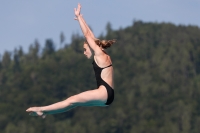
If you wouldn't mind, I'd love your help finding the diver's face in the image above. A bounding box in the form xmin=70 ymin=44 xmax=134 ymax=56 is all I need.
xmin=83 ymin=43 xmax=92 ymax=59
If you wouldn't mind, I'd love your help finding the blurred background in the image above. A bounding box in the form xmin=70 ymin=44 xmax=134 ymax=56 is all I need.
xmin=0 ymin=0 xmax=200 ymax=133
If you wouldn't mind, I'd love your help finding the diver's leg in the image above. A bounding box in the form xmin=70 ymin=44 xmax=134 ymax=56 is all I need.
xmin=26 ymin=86 xmax=107 ymax=116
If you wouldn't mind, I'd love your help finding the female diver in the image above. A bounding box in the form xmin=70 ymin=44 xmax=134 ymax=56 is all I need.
xmin=26 ymin=3 xmax=115 ymax=117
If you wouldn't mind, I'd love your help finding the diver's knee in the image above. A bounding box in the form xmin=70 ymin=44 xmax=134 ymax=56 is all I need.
xmin=67 ymin=96 xmax=79 ymax=106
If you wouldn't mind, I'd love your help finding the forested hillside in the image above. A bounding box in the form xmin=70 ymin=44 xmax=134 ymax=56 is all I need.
xmin=0 ymin=21 xmax=200 ymax=133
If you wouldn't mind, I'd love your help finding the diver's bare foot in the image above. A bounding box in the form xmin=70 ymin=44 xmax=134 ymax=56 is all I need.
xmin=26 ymin=107 xmax=44 ymax=117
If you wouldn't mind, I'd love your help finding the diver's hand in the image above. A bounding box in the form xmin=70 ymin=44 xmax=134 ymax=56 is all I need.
xmin=74 ymin=3 xmax=81 ymax=19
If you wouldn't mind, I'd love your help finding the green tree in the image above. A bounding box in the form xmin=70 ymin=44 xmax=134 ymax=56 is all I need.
xmin=43 ymin=39 xmax=55 ymax=57
xmin=1 ymin=51 xmax=11 ymax=68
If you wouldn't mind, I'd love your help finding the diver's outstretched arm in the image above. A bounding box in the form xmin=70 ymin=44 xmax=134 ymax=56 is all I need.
xmin=74 ymin=3 xmax=96 ymax=39
xmin=78 ymin=14 xmax=96 ymax=40
xmin=74 ymin=3 xmax=102 ymax=55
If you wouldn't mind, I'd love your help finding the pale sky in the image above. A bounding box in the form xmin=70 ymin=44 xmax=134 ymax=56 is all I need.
xmin=0 ymin=0 xmax=200 ymax=56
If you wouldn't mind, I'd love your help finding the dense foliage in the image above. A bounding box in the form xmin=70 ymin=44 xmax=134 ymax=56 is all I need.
xmin=0 ymin=21 xmax=200 ymax=133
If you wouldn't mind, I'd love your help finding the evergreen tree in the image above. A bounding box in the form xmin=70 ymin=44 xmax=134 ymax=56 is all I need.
xmin=60 ymin=32 xmax=65 ymax=48
xmin=1 ymin=51 xmax=11 ymax=68
xmin=43 ymin=39 xmax=55 ymax=57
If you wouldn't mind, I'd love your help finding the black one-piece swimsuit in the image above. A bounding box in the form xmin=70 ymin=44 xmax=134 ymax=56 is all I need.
xmin=92 ymin=60 xmax=114 ymax=105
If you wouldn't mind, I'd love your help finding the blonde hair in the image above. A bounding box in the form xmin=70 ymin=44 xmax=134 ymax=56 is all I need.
xmin=94 ymin=39 xmax=116 ymax=49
